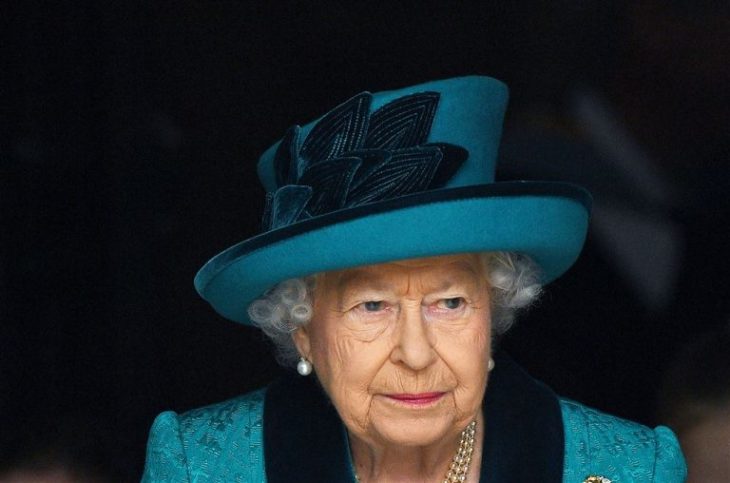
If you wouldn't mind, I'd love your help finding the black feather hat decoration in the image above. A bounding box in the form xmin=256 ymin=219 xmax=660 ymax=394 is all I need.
xmin=262 ymin=92 xmax=469 ymax=230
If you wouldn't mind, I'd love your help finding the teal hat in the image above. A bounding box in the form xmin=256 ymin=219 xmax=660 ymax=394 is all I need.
xmin=195 ymin=76 xmax=591 ymax=325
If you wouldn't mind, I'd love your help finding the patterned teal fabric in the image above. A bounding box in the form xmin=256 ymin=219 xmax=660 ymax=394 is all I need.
xmin=142 ymin=389 xmax=686 ymax=482
xmin=560 ymin=399 xmax=687 ymax=482
xmin=142 ymin=389 xmax=266 ymax=483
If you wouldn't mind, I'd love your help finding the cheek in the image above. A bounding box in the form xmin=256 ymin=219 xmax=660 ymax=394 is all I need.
xmin=312 ymin=326 xmax=379 ymax=382
xmin=434 ymin=317 xmax=491 ymax=397
xmin=435 ymin=311 xmax=490 ymax=354
xmin=441 ymin=328 xmax=490 ymax=371
xmin=310 ymin=324 xmax=393 ymax=425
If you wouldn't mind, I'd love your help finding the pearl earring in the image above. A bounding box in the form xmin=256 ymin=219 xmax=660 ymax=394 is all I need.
xmin=488 ymin=358 xmax=495 ymax=372
xmin=297 ymin=357 xmax=312 ymax=376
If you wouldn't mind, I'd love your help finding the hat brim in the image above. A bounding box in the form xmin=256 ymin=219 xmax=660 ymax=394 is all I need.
xmin=195 ymin=182 xmax=591 ymax=324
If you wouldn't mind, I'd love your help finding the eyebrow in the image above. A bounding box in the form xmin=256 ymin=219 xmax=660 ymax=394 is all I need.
xmin=328 ymin=271 xmax=387 ymax=310
xmin=336 ymin=270 xmax=394 ymax=293
xmin=428 ymin=274 xmax=483 ymax=296
xmin=449 ymin=259 xmax=484 ymax=280
xmin=335 ymin=261 xmax=483 ymax=298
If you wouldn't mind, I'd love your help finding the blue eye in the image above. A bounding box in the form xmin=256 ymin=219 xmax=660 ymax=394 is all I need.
xmin=363 ymin=301 xmax=384 ymax=312
xmin=441 ymin=298 xmax=463 ymax=309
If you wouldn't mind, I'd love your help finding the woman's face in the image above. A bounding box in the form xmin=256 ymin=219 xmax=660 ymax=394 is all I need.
xmin=293 ymin=253 xmax=492 ymax=448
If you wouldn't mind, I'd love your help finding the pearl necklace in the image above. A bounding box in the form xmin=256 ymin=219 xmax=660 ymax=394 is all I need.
xmin=354 ymin=420 xmax=477 ymax=483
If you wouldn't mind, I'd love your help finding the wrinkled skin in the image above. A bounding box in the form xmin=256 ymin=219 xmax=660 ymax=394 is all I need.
xmin=293 ymin=254 xmax=492 ymax=481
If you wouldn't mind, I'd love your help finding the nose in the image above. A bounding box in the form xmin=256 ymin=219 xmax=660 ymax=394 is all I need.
xmin=390 ymin=303 xmax=436 ymax=370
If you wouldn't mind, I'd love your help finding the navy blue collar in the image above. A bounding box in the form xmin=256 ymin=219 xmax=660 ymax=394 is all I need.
xmin=264 ymin=351 xmax=564 ymax=482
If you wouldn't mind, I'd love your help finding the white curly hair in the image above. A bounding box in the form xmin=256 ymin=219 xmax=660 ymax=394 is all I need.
xmin=247 ymin=252 xmax=542 ymax=366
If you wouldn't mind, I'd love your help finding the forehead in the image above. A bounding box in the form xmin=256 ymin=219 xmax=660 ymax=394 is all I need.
xmin=321 ymin=253 xmax=486 ymax=288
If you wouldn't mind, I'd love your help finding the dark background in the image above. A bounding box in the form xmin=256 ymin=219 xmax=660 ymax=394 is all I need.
xmin=2 ymin=1 xmax=728 ymax=480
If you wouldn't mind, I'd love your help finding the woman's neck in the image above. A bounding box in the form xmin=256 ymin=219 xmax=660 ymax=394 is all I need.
xmin=349 ymin=411 xmax=484 ymax=483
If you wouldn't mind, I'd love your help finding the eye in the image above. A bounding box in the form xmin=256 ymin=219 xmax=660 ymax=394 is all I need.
xmin=438 ymin=297 xmax=465 ymax=310
xmin=361 ymin=301 xmax=385 ymax=312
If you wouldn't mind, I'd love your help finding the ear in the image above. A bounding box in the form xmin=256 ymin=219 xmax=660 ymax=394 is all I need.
xmin=291 ymin=325 xmax=312 ymax=359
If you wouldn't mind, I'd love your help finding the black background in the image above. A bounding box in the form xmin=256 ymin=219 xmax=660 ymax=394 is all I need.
xmin=3 ymin=2 xmax=729 ymax=480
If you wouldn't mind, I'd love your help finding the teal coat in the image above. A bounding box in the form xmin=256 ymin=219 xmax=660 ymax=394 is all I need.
xmin=142 ymin=355 xmax=685 ymax=482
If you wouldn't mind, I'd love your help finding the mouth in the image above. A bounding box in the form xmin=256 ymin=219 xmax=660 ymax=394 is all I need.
xmin=384 ymin=392 xmax=446 ymax=406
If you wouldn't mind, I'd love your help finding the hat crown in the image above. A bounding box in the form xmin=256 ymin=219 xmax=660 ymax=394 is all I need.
xmin=257 ymin=76 xmax=509 ymax=231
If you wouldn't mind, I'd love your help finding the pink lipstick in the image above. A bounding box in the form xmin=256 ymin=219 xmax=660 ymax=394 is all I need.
xmin=385 ymin=392 xmax=445 ymax=406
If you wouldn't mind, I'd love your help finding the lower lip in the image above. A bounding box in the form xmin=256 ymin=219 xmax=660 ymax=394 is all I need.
xmin=385 ymin=392 xmax=445 ymax=406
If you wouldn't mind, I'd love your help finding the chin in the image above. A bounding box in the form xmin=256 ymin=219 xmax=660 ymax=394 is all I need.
xmin=369 ymin=412 xmax=457 ymax=447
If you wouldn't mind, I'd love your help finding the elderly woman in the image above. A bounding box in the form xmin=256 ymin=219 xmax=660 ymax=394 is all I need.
xmin=142 ymin=77 xmax=686 ymax=482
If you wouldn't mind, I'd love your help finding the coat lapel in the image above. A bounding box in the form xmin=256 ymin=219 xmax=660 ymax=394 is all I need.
xmin=264 ymin=373 xmax=356 ymax=482
xmin=479 ymin=351 xmax=564 ymax=481
xmin=264 ymin=351 xmax=564 ymax=482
